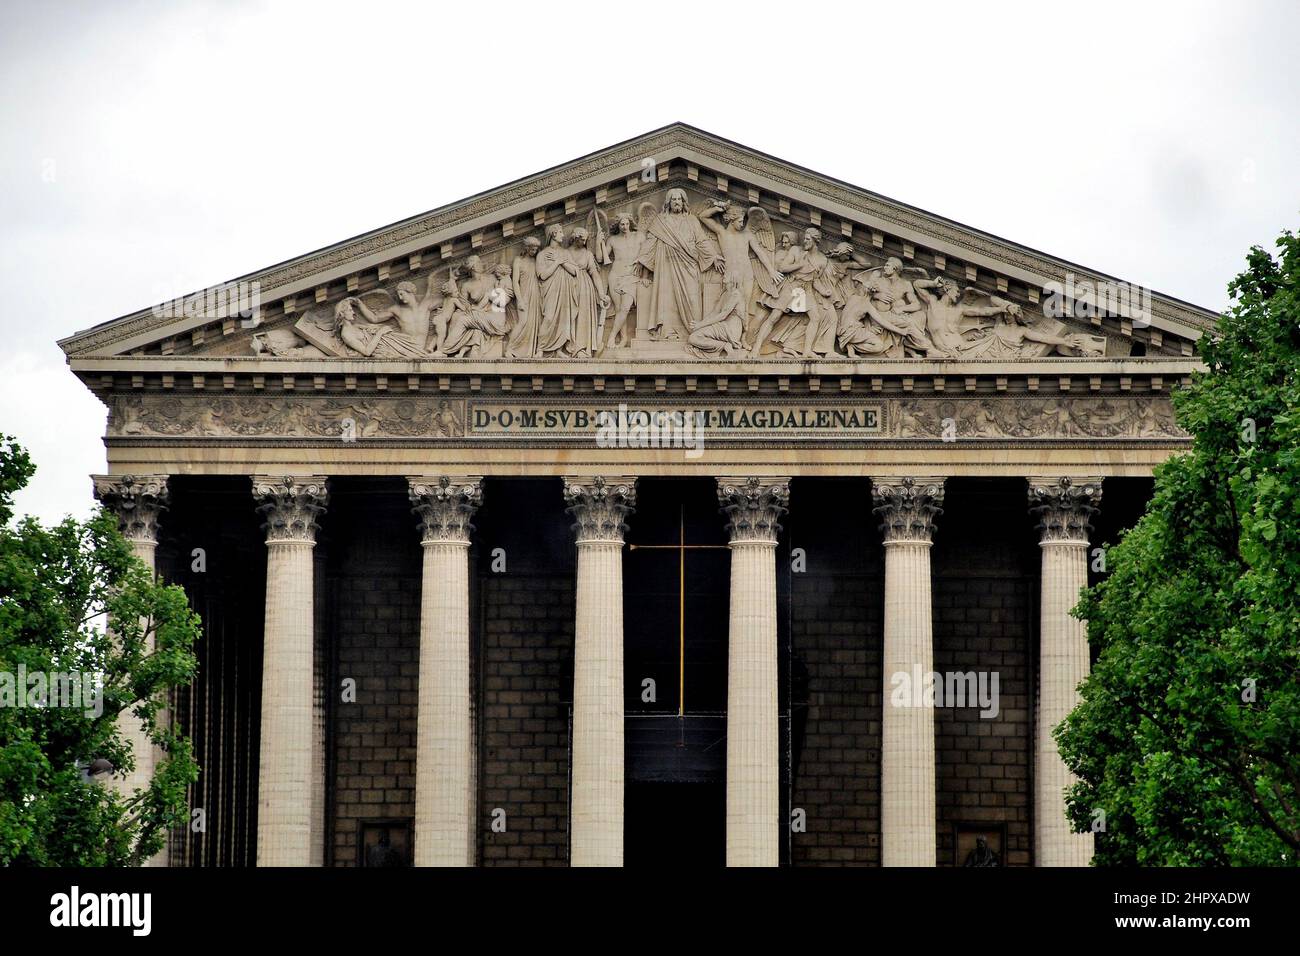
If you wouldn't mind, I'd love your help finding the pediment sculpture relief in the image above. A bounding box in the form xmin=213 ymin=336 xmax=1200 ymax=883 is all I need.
xmin=247 ymin=189 xmax=1108 ymax=363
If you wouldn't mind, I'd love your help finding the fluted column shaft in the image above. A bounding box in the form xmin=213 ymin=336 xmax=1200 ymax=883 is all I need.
xmin=253 ymin=476 xmax=327 ymax=867
xmin=410 ymin=477 xmax=482 ymax=867
xmin=310 ymin=549 xmax=327 ymax=867
xmin=564 ymin=476 xmax=636 ymax=867
xmin=93 ymin=474 xmax=170 ymax=867
xmin=872 ymin=476 xmax=945 ymax=867
xmin=718 ymin=477 xmax=789 ymax=867
xmin=1029 ymin=476 xmax=1102 ymax=867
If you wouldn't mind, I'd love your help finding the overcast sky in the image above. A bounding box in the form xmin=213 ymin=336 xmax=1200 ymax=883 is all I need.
xmin=1 ymin=0 xmax=1296 ymax=525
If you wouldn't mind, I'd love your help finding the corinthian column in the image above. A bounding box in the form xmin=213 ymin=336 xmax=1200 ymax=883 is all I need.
xmin=1028 ymin=476 xmax=1102 ymax=867
xmin=563 ymin=476 xmax=636 ymax=867
xmin=871 ymin=476 xmax=945 ymax=867
xmin=252 ymin=475 xmax=328 ymax=867
xmin=93 ymin=474 xmax=170 ymax=866
xmin=717 ymin=476 xmax=789 ymax=867
xmin=409 ymin=476 xmax=482 ymax=867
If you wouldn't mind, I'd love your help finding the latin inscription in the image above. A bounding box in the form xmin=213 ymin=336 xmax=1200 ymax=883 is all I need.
xmin=467 ymin=402 xmax=883 ymax=439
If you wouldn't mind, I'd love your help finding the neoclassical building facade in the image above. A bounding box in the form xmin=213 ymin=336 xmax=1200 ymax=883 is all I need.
xmin=62 ymin=125 xmax=1213 ymax=867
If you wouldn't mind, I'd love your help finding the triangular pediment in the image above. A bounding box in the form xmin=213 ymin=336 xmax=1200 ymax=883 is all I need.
xmin=60 ymin=123 xmax=1215 ymax=368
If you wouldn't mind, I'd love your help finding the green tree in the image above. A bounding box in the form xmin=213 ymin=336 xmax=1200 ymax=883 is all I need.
xmin=0 ymin=437 xmax=199 ymax=865
xmin=1059 ymin=228 xmax=1300 ymax=865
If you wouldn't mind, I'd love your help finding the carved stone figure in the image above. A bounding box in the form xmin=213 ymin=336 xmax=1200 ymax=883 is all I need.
xmin=355 ymin=279 xmax=440 ymax=352
xmin=961 ymin=302 xmax=1103 ymax=359
xmin=687 ymin=279 xmax=747 ymax=358
xmin=338 ymin=297 xmax=430 ymax=358
xmin=601 ymin=210 xmax=646 ymax=351
xmin=633 ymin=188 xmax=720 ymax=342
xmin=772 ymin=231 xmax=800 ymax=272
xmin=751 ymin=228 xmax=840 ymax=358
xmin=432 ymin=399 xmax=462 ymax=437
xmin=567 ymin=227 xmax=611 ymax=359
xmin=251 ymin=326 xmax=326 ymax=358
xmin=962 ymin=835 xmax=1001 ymax=867
xmin=839 ymin=257 xmax=935 ymax=357
xmin=436 ymin=255 xmax=511 ymax=358
xmin=827 ymin=241 xmax=875 ymax=300
xmin=537 ymin=224 xmax=580 ymax=356
xmin=836 ymin=285 xmax=896 ymax=358
xmin=824 ymin=242 xmax=877 ymax=356
xmin=489 ymin=263 xmax=517 ymax=358
xmin=507 ymin=236 xmax=542 ymax=358
xmin=912 ymin=277 xmax=1016 ymax=358
xmin=697 ymin=201 xmax=780 ymax=344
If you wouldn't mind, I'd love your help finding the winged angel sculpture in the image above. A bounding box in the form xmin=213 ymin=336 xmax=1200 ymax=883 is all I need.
xmin=687 ymin=200 xmax=781 ymax=357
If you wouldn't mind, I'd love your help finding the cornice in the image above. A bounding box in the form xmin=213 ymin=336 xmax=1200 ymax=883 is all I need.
xmin=67 ymin=355 xmax=1204 ymax=378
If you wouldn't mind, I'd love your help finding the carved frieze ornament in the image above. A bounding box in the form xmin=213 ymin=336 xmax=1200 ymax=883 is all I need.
xmin=236 ymin=188 xmax=1112 ymax=365
xmin=563 ymin=476 xmax=637 ymax=544
xmin=1027 ymin=476 xmax=1103 ymax=544
xmin=716 ymin=476 xmax=791 ymax=544
xmin=92 ymin=474 xmax=170 ymax=544
xmin=105 ymin=392 xmax=1186 ymax=443
xmin=408 ymin=476 xmax=483 ymax=544
xmin=109 ymin=394 xmax=466 ymax=441
xmin=871 ymin=477 xmax=946 ymax=544
xmin=251 ymin=476 xmax=329 ymax=543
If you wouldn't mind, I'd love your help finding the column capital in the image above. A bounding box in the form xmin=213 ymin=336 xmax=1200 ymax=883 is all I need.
xmin=717 ymin=476 xmax=790 ymax=544
xmin=871 ymin=476 xmax=945 ymax=544
xmin=92 ymin=474 xmax=170 ymax=544
xmin=92 ymin=473 xmax=170 ymax=541
xmin=1027 ymin=476 xmax=1103 ymax=545
xmin=252 ymin=475 xmax=329 ymax=543
xmin=408 ymin=476 xmax=483 ymax=545
xmin=563 ymin=476 xmax=637 ymax=544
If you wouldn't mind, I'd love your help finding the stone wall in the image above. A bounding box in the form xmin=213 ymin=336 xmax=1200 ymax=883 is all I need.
xmin=788 ymin=478 xmax=884 ymax=865
xmin=476 ymin=575 xmax=573 ymax=865
xmin=325 ymin=479 xmax=421 ymax=866
xmin=474 ymin=479 xmax=575 ymax=866
xmin=932 ymin=479 xmax=1039 ymax=867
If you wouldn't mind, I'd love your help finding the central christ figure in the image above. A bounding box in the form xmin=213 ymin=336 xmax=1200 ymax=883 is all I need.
xmin=635 ymin=188 xmax=720 ymax=341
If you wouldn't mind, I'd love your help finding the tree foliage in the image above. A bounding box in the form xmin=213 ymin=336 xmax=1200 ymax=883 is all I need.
xmin=0 ymin=438 xmax=199 ymax=865
xmin=1059 ymin=228 xmax=1300 ymax=865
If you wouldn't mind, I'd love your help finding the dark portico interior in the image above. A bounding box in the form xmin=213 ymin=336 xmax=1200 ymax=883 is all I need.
xmin=157 ymin=474 xmax=1152 ymax=867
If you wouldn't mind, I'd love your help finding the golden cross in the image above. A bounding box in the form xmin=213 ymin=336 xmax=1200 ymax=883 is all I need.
xmin=628 ymin=505 xmax=728 ymax=717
